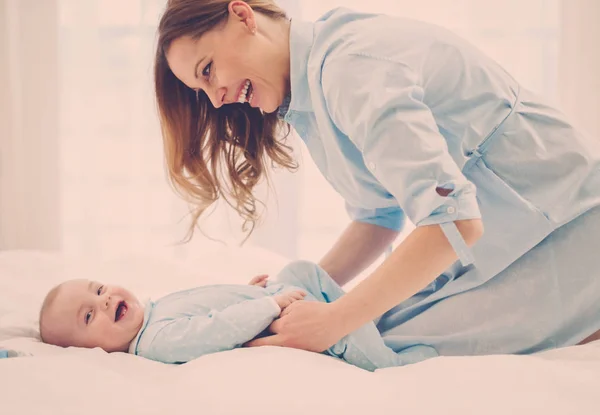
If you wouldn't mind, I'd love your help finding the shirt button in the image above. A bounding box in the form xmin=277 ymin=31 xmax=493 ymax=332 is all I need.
xmin=447 ymin=206 xmax=456 ymax=214
xmin=368 ymin=161 xmax=376 ymax=170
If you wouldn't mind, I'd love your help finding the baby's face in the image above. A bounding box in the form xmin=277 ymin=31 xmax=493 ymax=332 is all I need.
xmin=43 ymin=279 xmax=144 ymax=352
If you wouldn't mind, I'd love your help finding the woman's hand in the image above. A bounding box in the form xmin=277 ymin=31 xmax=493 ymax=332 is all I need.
xmin=245 ymin=300 xmax=347 ymax=352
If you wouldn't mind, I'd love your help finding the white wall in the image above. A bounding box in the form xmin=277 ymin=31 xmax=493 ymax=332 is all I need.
xmin=558 ymin=0 xmax=600 ymax=138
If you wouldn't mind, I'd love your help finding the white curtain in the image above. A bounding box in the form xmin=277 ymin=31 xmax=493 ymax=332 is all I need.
xmin=56 ymin=0 xmax=193 ymax=258
xmin=0 ymin=0 xmax=61 ymax=250
xmin=1 ymin=0 xmax=598 ymax=262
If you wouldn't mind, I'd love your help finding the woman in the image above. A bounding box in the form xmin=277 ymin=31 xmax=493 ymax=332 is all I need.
xmin=154 ymin=0 xmax=600 ymax=358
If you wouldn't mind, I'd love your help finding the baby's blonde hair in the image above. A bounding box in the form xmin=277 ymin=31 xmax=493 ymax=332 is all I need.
xmin=38 ymin=283 xmax=65 ymax=344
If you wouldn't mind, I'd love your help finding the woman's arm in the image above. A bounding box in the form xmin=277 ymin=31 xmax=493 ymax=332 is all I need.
xmin=246 ymin=219 xmax=482 ymax=351
xmin=319 ymin=220 xmax=399 ymax=286
xmin=332 ymin=218 xmax=483 ymax=335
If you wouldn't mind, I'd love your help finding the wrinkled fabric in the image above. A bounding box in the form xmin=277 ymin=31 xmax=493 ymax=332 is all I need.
xmin=129 ymin=261 xmax=434 ymax=370
xmin=279 ymin=7 xmax=600 ymax=354
xmin=379 ymin=205 xmax=600 ymax=356
xmin=275 ymin=261 xmax=438 ymax=370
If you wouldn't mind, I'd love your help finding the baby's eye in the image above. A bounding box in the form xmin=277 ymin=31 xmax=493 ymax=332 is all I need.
xmin=85 ymin=311 xmax=92 ymax=325
xmin=97 ymin=285 xmax=103 ymax=295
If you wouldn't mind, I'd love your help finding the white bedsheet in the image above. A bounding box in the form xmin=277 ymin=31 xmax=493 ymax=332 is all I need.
xmin=1 ymin=248 xmax=599 ymax=414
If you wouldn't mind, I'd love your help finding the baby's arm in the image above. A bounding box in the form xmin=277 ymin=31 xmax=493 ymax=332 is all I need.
xmin=139 ymin=291 xmax=304 ymax=364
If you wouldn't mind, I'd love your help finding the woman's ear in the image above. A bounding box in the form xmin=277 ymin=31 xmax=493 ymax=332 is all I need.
xmin=228 ymin=1 xmax=257 ymax=34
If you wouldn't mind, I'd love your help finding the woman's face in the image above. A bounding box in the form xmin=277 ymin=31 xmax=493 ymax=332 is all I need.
xmin=166 ymin=1 xmax=288 ymax=114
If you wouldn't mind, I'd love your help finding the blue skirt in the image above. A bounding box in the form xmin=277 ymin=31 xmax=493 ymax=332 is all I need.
xmin=378 ymin=204 xmax=600 ymax=356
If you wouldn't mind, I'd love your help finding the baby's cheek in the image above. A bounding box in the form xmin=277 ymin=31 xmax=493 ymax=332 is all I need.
xmin=96 ymin=317 xmax=118 ymax=338
xmin=94 ymin=322 xmax=123 ymax=351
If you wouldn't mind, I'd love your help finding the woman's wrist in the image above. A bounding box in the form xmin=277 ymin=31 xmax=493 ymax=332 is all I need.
xmin=329 ymin=298 xmax=362 ymax=336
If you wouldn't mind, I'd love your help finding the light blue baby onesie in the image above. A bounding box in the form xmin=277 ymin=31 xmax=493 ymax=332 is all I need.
xmin=128 ymin=260 xmax=436 ymax=371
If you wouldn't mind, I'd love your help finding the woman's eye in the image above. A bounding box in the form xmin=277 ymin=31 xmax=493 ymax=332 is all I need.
xmin=97 ymin=286 xmax=103 ymax=295
xmin=202 ymin=62 xmax=212 ymax=78
xmin=85 ymin=311 xmax=92 ymax=325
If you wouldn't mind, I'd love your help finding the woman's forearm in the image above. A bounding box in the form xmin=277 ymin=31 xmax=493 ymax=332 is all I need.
xmin=319 ymin=221 xmax=400 ymax=286
xmin=331 ymin=219 xmax=484 ymax=334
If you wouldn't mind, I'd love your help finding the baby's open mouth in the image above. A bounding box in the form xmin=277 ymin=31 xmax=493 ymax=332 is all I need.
xmin=115 ymin=301 xmax=127 ymax=322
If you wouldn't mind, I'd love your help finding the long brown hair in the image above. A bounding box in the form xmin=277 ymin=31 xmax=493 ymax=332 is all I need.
xmin=155 ymin=0 xmax=296 ymax=242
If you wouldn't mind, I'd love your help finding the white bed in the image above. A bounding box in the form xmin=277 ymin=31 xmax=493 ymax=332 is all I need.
xmin=1 ymin=247 xmax=599 ymax=414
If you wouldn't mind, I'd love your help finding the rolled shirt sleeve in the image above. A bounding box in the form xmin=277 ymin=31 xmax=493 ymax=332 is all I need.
xmin=322 ymin=53 xmax=480 ymax=265
xmin=345 ymin=203 xmax=406 ymax=232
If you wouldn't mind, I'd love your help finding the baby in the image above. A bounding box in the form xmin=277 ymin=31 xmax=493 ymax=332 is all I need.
xmin=39 ymin=260 xmax=437 ymax=371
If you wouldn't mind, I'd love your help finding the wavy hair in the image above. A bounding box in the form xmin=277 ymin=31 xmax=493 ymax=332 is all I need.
xmin=155 ymin=0 xmax=296 ymax=242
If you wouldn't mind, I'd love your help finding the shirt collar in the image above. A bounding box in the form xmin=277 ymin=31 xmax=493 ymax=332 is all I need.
xmin=127 ymin=298 xmax=153 ymax=355
xmin=278 ymin=18 xmax=315 ymax=120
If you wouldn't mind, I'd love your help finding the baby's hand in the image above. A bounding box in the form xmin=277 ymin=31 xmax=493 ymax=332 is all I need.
xmin=273 ymin=289 xmax=307 ymax=310
xmin=248 ymin=274 xmax=269 ymax=287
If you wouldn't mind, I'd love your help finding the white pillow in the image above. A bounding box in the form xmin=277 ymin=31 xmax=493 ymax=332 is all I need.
xmin=0 ymin=245 xmax=290 ymax=356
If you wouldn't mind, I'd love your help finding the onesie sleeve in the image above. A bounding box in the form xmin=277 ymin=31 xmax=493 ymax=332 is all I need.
xmin=137 ymin=297 xmax=280 ymax=363
xmin=321 ymin=53 xmax=481 ymax=266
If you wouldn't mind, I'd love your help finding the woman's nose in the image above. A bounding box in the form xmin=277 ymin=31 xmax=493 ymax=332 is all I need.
xmin=208 ymin=86 xmax=226 ymax=108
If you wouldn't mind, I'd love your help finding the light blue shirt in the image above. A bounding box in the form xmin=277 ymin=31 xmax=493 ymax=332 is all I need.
xmin=278 ymin=8 xmax=600 ymax=354
xmin=127 ymin=260 xmax=439 ymax=369
xmin=129 ymin=285 xmax=282 ymax=363
xmin=280 ymin=7 xmax=600 ymax=284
